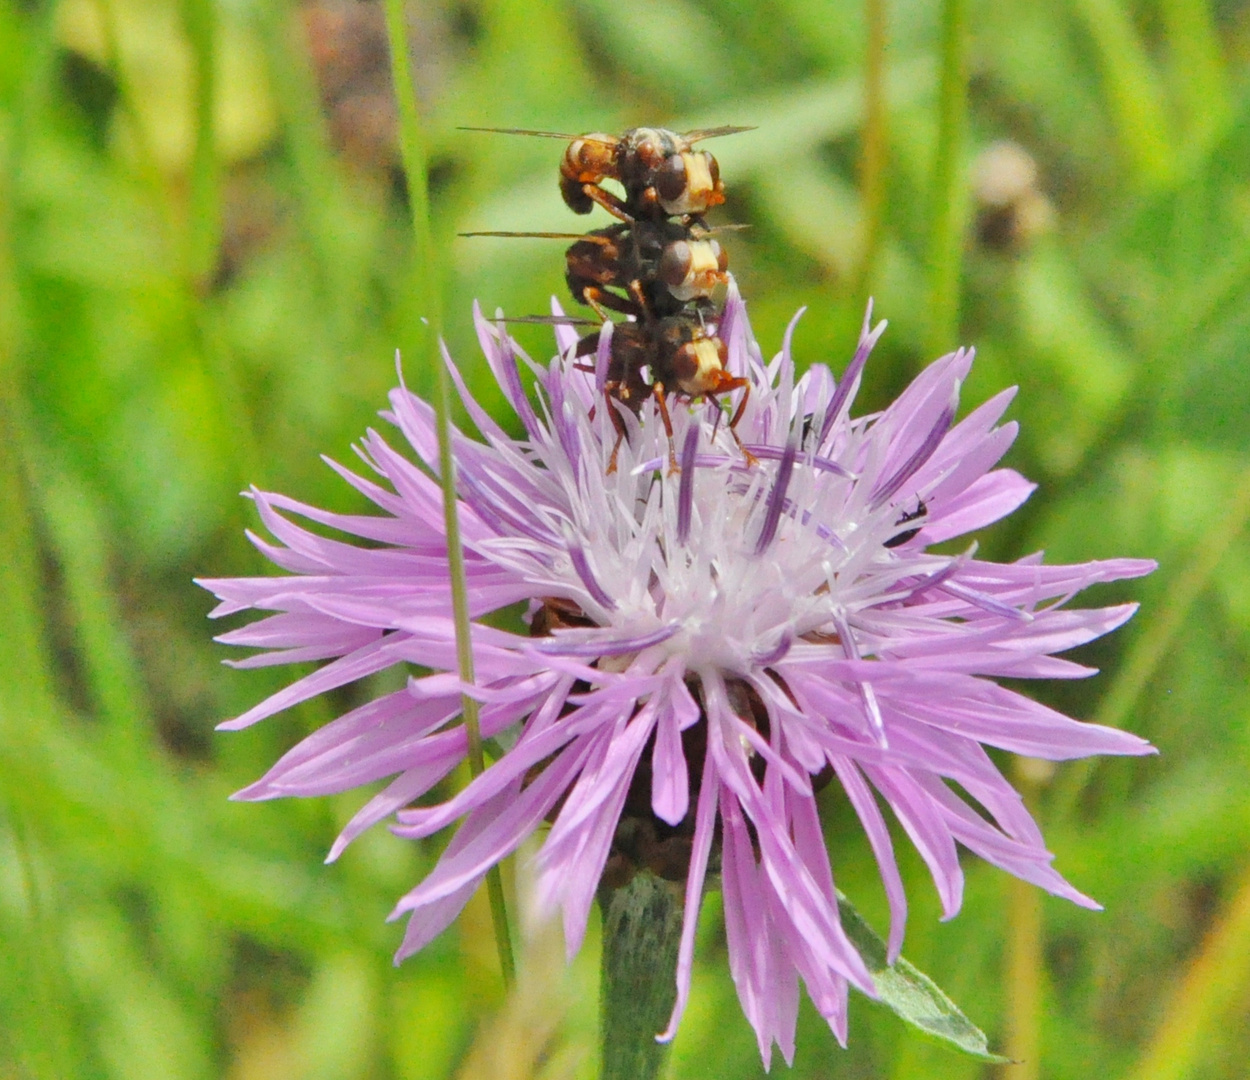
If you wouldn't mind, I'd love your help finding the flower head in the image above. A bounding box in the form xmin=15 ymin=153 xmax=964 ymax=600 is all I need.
xmin=199 ymin=286 xmax=1154 ymax=1066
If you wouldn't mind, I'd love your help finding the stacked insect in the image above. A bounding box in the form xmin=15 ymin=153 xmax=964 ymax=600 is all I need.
xmin=463 ymin=126 xmax=752 ymax=469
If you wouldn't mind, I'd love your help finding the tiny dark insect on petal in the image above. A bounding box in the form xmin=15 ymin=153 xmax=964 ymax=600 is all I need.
xmin=884 ymin=500 xmax=927 ymax=548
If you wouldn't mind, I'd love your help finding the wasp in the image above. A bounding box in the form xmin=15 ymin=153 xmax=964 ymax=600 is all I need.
xmin=565 ymin=220 xmax=729 ymax=319
xmin=461 ymin=125 xmax=752 ymax=220
xmin=575 ymin=313 xmax=748 ymax=473
xmin=462 ymin=220 xmax=733 ymax=321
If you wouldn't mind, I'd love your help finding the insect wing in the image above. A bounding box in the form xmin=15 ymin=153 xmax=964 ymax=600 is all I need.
xmin=457 ymin=126 xmax=581 ymax=139
xmin=682 ymin=125 xmax=756 ymax=143
xmin=458 ymin=230 xmax=594 ymax=239
xmin=494 ymin=314 xmax=602 ymax=326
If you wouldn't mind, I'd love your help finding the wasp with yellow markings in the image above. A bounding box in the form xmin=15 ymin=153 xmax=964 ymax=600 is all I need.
xmin=565 ymin=219 xmax=730 ymax=319
xmin=463 ymin=219 xmax=734 ymax=321
xmin=461 ymin=125 xmax=752 ymax=221
xmin=575 ymin=314 xmax=748 ymax=473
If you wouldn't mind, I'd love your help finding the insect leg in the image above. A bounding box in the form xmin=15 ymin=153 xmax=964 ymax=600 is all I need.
xmin=651 ymin=383 xmax=679 ymax=474
xmin=727 ymin=383 xmax=759 ymax=467
xmin=580 ymin=286 xmax=642 ymax=320
xmin=627 ymin=278 xmax=655 ymax=320
xmin=605 ymin=386 xmax=629 ymax=475
xmin=582 ymin=184 xmax=635 ymax=224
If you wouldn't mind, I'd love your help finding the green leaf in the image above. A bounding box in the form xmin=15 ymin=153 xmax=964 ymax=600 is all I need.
xmin=838 ymin=893 xmax=1010 ymax=1064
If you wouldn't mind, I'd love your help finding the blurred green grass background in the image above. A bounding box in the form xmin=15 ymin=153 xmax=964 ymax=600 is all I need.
xmin=2 ymin=0 xmax=1249 ymax=1077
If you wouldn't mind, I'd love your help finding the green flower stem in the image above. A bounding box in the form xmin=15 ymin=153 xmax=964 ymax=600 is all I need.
xmin=855 ymin=0 xmax=888 ymax=305
xmin=926 ymin=0 xmax=968 ymax=357
xmin=599 ymin=873 xmax=685 ymax=1080
xmin=382 ymin=0 xmax=515 ymax=986
xmin=382 ymin=0 xmax=440 ymax=346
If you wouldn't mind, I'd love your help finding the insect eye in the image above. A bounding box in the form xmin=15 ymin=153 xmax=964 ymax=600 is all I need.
xmin=659 ymin=241 xmax=692 ymax=286
xmin=657 ymin=156 xmax=688 ymax=203
xmin=707 ymin=155 xmax=721 ymax=186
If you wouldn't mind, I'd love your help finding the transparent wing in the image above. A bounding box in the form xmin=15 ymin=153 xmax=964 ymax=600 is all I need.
xmin=458 ymin=230 xmax=598 ymax=240
xmin=682 ymin=125 xmax=756 ymax=143
xmin=492 ymin=314 xmax=602 ymax=326
xmin=457 ymin=126 xmax=580 ymax=139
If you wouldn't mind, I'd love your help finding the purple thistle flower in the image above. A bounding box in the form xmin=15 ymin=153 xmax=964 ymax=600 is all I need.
xmin=199 ymin=284 xmax=1154 ymax=1067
